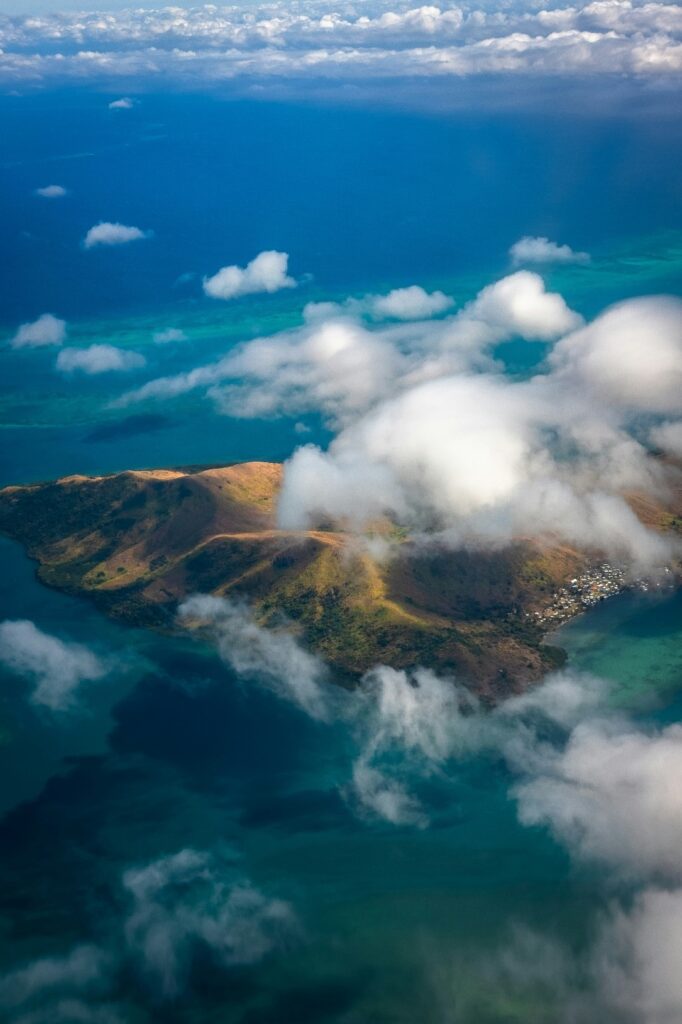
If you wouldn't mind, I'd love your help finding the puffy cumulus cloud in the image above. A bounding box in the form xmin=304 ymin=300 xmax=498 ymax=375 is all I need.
xmin=464 ymin=270 xmax=582 ymax=340
xmin=11 ymin=313 xmax=66 ymax=349
xmin=368 ymin=285 xmax=454 ymax=320
xmin=152 ymin=327 xmax=187 ymax=344
xmin=0 ymin=2 xmax=680 ymax=90
xmin=108 ymin=97 xmax=133 ymax=109
xmin=203 ymin=251 xmax=296 ymax=301
xmin=178 ymin=595 xmax=330 ymax=720
xmin=277 ymin=373 xmax=672 ymax=567
xmin=550 ymin=296 xmax=682 ymax=415
xmin=0 ymin=619 xmax=108 ymax=711
xmin=115 ymin=270 xmax=681 ymax=568
xmin=57 ymin=344 xmax=145 ymax=375
xmin=82 ymin=222 xmax=148 ymax=249
xmin=510 ymin=235 xmax=590 ymax=266
xmin=34 ymin=184 xmax=67 ymax=198
xmin=212 ymin=317 xmax=405 ymax=423
xmin=123 ymin=848 xmax=299 ymax=997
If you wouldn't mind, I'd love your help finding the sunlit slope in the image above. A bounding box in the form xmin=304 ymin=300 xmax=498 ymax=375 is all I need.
xmin=1 ymin=461 xmax=679 ymax=697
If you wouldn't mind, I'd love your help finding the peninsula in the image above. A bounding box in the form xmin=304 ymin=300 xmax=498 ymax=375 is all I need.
xmin=0 ymin=461 xmax=680 ymax=699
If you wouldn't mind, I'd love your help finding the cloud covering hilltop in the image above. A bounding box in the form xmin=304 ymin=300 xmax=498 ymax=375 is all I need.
xmin=117 ymin=265 xmax=682 ymax=570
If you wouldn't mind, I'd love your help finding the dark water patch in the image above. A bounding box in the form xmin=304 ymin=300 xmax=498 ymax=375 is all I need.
xmin=238 ymin=973 xmax=371 ymax=1024
xmin=239 ymin=788 xmax=355 ymax=835
xmin=85 ymin=413 xmax=173 ymax=443
xmin=107 ymin=661 xmax=330 ymax=790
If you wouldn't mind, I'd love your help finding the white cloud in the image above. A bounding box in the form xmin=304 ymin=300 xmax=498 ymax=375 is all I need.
xmin=0 ymin=2 xmax=680 ymax=89
xmin=115 ymin=270 xmax=681 ymax=568
xmin=118 ymin=271 xmax=577 ymax=419
xmin=152 ymin=328 xmax=187 ymax=344
xmin=108 ymin=97 xmax=133 ymax=109
xmin=203 ymin=250 xmax=296 ymax=301
xmin=11 ymin=313 xmax=66 ymax=349
xmin=276 ymin=370 xmax=673 ymax=568
xmin=345 ymin=666 xmax=606 ymax=827
xmin=350 ymin=758 xmax=428 ymax=828
xmin=514 ymin=720 xmax=682 ymax=880
xmin=123 ymin=849 xmax=298 ymax=997
xmin=464 ymin=270 xmax=583 ymax=340
xmin=34 ymin=184 xmax=67 ymax=198
xmin=550 ymin=295 xmax=682 ymax=414
xmin=369 ymin=285 xmax=454 ymax=320
xmin=83 ymin=222 xmax=148 ymax=249
xmin=57 ymin=345 xmax=146 ymax=375
xmin=593 ymin=887 xmax=682 ymax=1023
xmin=651 ymin=419 xmax=682 ymax=457
xmin=178 ymin=595 xmax=330 ymax=721
xmin=0 ymin=619 xmax=108 ymax=711
xmin=510 ymin=235 xmax=590 ymax=266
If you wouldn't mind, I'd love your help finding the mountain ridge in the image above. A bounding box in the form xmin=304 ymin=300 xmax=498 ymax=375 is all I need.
xmin=1 ymin=460 xmax=679 ymax=700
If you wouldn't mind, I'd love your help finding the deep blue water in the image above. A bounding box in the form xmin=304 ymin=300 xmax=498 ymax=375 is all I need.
xmin=1 ymin=91 xmax=681 ymax=325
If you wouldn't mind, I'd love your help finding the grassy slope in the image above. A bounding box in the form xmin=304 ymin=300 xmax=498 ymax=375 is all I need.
xmin=1 ymin=461 xmax=679 ymax=698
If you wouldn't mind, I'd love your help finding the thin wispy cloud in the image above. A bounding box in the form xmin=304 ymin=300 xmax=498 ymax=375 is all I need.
xmin=153 ymin=328 xmax=187 ymax=344
xmin=179 ymin=595 xmax=330 ymax=721
xmin=57 ymin=344 xmax=145 ymax=375
xmin=34 ymin=184 xmax=67 ymax=198
xmin=0 ymin=619 xmax=108 ymax=711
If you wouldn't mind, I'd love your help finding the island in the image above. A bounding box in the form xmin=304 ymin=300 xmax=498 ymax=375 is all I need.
xmin=0 ymin=461 xmax=680 ymax=700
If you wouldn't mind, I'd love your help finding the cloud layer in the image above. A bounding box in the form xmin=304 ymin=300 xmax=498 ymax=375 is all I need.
xmin=0 ymin=1 xmax=680 ymax=90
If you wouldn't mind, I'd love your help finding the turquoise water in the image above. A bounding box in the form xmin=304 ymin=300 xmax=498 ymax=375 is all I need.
xmin=0 ymin=534 xmax=680 ymax=1020
xmin=1 ymin=90 xmax=681 ymax=1021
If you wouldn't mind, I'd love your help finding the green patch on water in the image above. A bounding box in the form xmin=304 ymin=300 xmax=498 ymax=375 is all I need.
xmin=557 ymin=587 xmax=682 ymax=710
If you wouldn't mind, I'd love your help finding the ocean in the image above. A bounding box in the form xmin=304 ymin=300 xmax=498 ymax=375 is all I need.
xmin=0 ymin=89 xmax=681 ymax=1021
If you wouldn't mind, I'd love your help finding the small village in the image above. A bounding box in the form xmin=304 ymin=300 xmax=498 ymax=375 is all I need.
xmin=530 ymin=562 xmax=674 ymax=628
